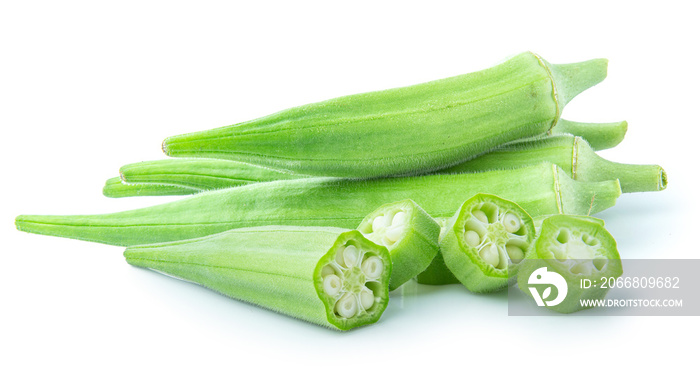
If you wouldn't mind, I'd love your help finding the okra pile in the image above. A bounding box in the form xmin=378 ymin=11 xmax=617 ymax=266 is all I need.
xmin=16 ymin=52 xmax=666 ymax=329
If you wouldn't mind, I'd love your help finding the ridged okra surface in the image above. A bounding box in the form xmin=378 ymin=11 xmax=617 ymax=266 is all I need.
xmin=125 ymin=226 xmax=392 ymax=330
xmin=162 ymin=52 xmax=607 ymax=178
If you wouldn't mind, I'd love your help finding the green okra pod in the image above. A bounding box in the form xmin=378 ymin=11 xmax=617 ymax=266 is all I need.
xmin=357 ymin=199 xmax=440 ymax=291
xmin=108 ymin=132 xmax=658 ymax=198
xmin=516 ymin=215 xmax=622 ymax=313
xmin=125 ymin=226 xmax=392 ymax=330
xmin=162 ymin=52 xmax=607 ymax=178
xmin=102 ymin=177 xmax=201 ymax=198
xmin=16 ymin=163 xmax=621 ymax=247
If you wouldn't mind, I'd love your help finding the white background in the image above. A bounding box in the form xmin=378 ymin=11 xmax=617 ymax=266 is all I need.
xmin=2 ymin=1 xmax=698 ymax=372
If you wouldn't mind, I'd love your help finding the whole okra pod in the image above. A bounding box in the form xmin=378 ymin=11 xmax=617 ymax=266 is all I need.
xmin=125 ymin=226 xmax=392 ymax=330
xmin=16 ymin=163 xmax=621 ymax=247
xmin=162 ymin=52 xmax=607 ymax=178
xmin=109 ymin=132 xmax=658 ymax=198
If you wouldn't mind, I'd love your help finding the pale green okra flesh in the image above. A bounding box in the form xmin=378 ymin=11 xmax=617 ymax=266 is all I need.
xmin=357 ymin=199 xmax=440 ymax=291
xmin=439 ymin=194 xmax=536 ymax=293
xmin=125 ymin=226 xmax=392 ymax=331
xmin=516 ymin=215 xmax=622 ymax=314
xmin=162 ymin=52 xmax=607 ymax=178
xmin=16 ymin=163 xmax=621 ymax=247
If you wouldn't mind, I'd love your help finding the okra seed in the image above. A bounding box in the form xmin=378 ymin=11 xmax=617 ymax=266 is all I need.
xmin=479 ymin=244 xmax=500 ymax=267
xmin=372 ymin=215 xmax=387 ymax=232
xmin=503 ymin=212 xmax=521 ymax=233
xmin=464 ymin=230 xmax=481 ymax=247
xmin=360 ymin=289 xmax=374 ymax=310
xmin=343 ymin=245 xmax=361 ymax=267
xmin=323 ymin=274 xmax=342 ymax=297
xmin=335 ymin=293 xmax=358 ymax=318
xmin=506 ymin=244 xmax=524 ymax=262
xmin=391 ymin=211 xmax=408 ymax=227
xmin=473 ymin=210 xmax=488 ymax=224
xmin=361 ymin=256 xmax=384 ymax=279
xmin=385 ymin=226 xmax=404 ymax=243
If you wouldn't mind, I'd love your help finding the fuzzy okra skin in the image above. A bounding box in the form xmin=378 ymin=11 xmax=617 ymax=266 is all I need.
xmin=102 ymin=177 xmax=201 ymax=198
xmin=516 ymin=215 xmax=622 ymax=313
xmin=416 ymin=218 xmax=459 ymax=285
xmin=357 ymin=199 xmax=440 ymax=291
xmin=442 ymin=135 xmax=667 ymax=193
xmin=162 ymin=52 xmax=607 ymax=178
xmin=551 ymin=119 xmax=627 ymax=151
xmin=438 ymin=194 xmax=536 ymax=293
xmin=125 ymin=226 xmax=392 ymax=330
xmin=16 ymin=163 xmax=621 ymax=247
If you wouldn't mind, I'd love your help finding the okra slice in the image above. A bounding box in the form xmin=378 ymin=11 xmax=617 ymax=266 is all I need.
xmin=440 ymin=194 xmax=536 ymax=293
xmin=125 ymin=226 xmax=392 ymax=331
xmin=516 ymin=215 xmax=622 ymax=313
xmin=16 ymin=163 xmax=622 ymax=247
xmin=357 ymin=199 xmax=440 ymax=290
xmin=102 ymin=177 xmax=201 ymax=198
xmin=162 ymin=52 xmax=607 ymax=178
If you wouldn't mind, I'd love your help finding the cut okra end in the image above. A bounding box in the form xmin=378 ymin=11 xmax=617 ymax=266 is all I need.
xmin=314 ymin=230 xmax=392 ymax=330
xmin=533 ymin=215 xmax=621 ymax=276
xmin=441 ymin=194 xmax=536 ymax=293
xmin=517 ymin=215 xmax=622 ymax=314
xmin=357 ymin=199 xmax=441 ymax=291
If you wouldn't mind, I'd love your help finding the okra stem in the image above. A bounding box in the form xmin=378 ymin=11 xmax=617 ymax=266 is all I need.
xmin=16 ymin=163 xmax=621 ymax=246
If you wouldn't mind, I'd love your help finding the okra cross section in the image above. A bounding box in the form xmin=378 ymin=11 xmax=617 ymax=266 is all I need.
xmin=440 ymin=194 xmax=536 ymax=293
xmin=357 ymin=199 xmax=440 ymax=291
xmin=124 ymin=226 xmax=392 ymax=331
xmin=516 ymin=215 xmax=622 ymax=313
